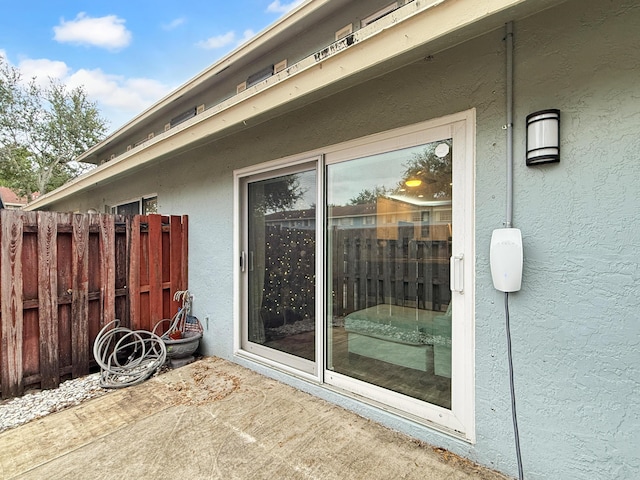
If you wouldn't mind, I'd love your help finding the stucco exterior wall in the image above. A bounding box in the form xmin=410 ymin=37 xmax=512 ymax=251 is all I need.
xmin=494 ymin=2 xmax=640 ymax=478
xmin=46 ymin=0 xmax=639 ymax=478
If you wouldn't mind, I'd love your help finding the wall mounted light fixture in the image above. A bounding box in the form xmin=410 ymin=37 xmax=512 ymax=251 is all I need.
xmin=526 ymin=109 xmax=560 ymax=166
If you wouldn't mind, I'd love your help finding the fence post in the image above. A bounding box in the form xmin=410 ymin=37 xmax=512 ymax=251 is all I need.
xmin=97 ymin=214 xmax=116 ymax=328
xmin=37 ymin=212 xmax=60 ymax=389
xmin=169 ymin=216 xmax=183 ymax=314
xmin=129 ymin=215 xmax=141 ymax=331
xmin=148 ymin=215 xmax=163 ymax=332
xmin=114 ymin=214 xmax=130 ymax=328
xmin=1 ymin=210 xmax=25 ymax=398
xmin=71 ymin=214 xmax=90 ymax=378
xmin=181 ymin=215 xmax=189 ymax=292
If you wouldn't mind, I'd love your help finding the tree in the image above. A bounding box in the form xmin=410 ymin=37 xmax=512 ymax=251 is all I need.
xmin=0 ymin=56 xmax=108 ymax=199
xmin=251 ymin=174 xmax=304 ymax=214
xmin=345 ymin=141 xmax=453 ymax=207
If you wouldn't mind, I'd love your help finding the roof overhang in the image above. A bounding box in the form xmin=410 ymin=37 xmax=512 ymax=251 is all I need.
xmin=72 ymin=0 xmax=346 ymax=167
xmin=26 ymin=0 xmax=560 ymax=211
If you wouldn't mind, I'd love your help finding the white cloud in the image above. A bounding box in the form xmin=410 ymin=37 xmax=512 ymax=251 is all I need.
xmin=266 ymin=0 xmax=305 ymax=14
xmin=162 ymin=17 xmax=186 ymax=31
xmin=69 ymin=69 xmax=173 ymax=130
xmin=238 ymin=29 xmax=256 ymax=46
xmin=17 ymin=58 xmax=70 ymax=86
xmin=196 ymin=29 xmax=257 ymax=51
xmin=8 ymin=55 xmax=172 ymax=130
xmin=67 ymin=69 xmax=170 ymax=111
xmin=53 ymin=13 xmax=132 ymax=50
xmin=196 ymin=31 xmax=236 ymax=50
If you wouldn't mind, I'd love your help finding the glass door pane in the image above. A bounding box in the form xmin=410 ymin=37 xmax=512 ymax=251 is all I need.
xmin=326 ymin=140 xmax=452 ymax=409
xmin=244 ymin=167 xmax=317 ymax=370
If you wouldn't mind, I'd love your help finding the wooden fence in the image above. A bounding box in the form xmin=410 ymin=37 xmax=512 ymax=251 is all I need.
xmin=0 ymin=211 xmax=188 ymax=399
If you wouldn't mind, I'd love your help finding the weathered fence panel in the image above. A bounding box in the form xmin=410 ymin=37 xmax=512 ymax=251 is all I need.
xmin=0 ymin=211 xmax=188 ymax=399
xmin=1 ymin=211 xmax=24 ymax=398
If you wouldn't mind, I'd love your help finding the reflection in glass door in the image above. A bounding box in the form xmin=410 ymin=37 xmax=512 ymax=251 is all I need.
xmin=242 ymin=166 xmax=317 ymax=373
xmin=326 ymin=140 xmax=453 ymax=409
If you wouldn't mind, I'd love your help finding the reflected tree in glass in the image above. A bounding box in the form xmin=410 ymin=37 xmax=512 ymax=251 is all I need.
xmin=394 ymin=140 xmax=452 ymax=201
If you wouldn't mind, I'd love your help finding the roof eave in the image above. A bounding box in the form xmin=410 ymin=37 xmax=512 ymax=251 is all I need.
xmin=76 ymin=0 xmax=334 ymax=164
xmin=27 ymin=0 xmax=559 ymax=211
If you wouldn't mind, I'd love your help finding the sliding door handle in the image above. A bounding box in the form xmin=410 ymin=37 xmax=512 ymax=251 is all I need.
xmin=450 ymin=254 xmax=464 ymax=294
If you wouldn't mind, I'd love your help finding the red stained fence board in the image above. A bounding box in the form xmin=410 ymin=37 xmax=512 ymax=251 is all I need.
xmin=0 ymin=212 xmax=188 ymax=398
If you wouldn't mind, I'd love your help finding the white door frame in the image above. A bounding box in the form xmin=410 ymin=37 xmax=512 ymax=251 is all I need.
xmin=234 ymin=156 xmax=324 ymax=381
xmin=233 ymin=109 xmax=475 ymax=441
xmin=322 ymin=110 xmax=475 ymax=441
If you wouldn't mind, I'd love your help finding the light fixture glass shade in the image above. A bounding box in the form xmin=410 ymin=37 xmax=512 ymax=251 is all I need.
xmin=526 ymin=109 xmax=560 ymax=166
xmin=405 ymin=179 xmax=422 ymax=187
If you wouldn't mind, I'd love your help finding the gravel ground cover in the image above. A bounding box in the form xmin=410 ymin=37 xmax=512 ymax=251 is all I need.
xmin=0 ymin=363 xmax=174 ymax=434
xmin=0 ymin=374 xmax=109 ymax=434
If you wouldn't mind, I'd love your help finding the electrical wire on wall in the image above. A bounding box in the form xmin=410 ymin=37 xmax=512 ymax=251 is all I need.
xmin=504 ymin=21 xmax=524 ymax=480
xmin=505 ymin=292 xmax=524 ymax=479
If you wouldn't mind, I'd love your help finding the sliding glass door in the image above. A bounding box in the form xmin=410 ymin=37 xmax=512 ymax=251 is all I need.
xmin=240 ymin=162 xmax=318 ymax=374
xmin=326 ymin=140 xmax=453 ymax=409
xmin=322 ymin=114 xmax=474 ymax=438
xmin=236 ymin=112 xmax=475 ymax=439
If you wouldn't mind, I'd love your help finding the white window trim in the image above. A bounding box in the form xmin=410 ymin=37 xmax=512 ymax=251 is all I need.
xmin=111 ymin=193 xmax=158 ymax=215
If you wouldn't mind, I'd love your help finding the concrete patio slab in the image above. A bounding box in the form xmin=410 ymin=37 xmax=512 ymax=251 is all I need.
xmin=0 ymin=357 xmax=510 ymax=480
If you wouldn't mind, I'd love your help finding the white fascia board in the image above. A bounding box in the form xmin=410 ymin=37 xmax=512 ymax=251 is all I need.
xmin=26 ymin=0 xmax=531 ymax=211
xmin=75 ymin=0 xmax=331 ymax=162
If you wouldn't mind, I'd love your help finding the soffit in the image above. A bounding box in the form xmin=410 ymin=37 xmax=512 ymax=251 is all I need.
xmin=26 ymin=0 xmax=562 ymax=210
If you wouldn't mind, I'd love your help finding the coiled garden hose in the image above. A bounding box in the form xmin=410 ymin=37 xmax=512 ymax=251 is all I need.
xmin=93 ymin=320 xmax=167 ymax=389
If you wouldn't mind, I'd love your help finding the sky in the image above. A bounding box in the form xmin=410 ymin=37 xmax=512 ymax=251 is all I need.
xmin=0 ymin=0 xmax=305 ymax=133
